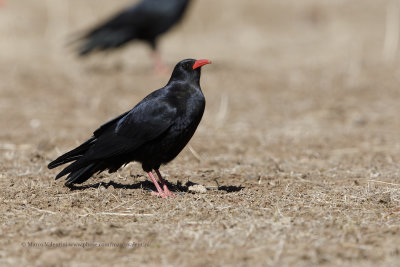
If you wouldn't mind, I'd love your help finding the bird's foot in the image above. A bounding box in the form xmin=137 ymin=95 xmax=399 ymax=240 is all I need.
xmin=151 ymin=190 xmax=174 ymax=199
xmin=162 ymin=185 xmax=175 ymax=197
xmin=150 ymin=184 xmax=175 ymax=198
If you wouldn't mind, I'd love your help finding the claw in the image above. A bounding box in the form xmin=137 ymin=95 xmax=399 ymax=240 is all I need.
xmin=162 ymin=185 xmax=175 ymax=197
xmin=151 ymin=190 xmax=169 ymax=199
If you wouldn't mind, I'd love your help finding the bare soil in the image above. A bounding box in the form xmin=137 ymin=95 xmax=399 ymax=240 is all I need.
xmin=1 ymin=0 xmax=400 ymax=266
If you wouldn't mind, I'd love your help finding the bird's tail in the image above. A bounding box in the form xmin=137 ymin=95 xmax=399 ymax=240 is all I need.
xmin=78 ymin=28 xmax=132 ymax=56
xmin=62 ymin=162 xmax=103 ymax=186
xmin=48 ymin=137 xmax=96 ymax=169
xmin=48 ymin=137 xmax=103 ymax=185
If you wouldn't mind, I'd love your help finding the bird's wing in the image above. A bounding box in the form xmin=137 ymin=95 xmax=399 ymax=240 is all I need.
xmin=92 ymin=0 xmax=189 ymax=32
xmin=86 ymin=96 xmax=177 ymax=160
xmin=87 ymin=1 xmax=164 ymax=34
xmin=130 ymin=0 xmax=191 ymax=31
xmin=93 ymin=111 xmax=130 ymax=137
xmin=78 ymin=2 xmax=152 ymax=54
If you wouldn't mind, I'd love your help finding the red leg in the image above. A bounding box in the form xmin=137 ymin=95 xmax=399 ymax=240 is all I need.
xmin=155 ymin=169 xmax=175 ymax=197
xmin=152 ymin=51 xmax=169 ymax=75
xmin=147 ymin=171 xmax=167 ymax=199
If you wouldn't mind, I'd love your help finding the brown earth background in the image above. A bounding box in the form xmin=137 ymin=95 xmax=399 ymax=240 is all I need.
xmin=1 ymin=0 xmax=400 ymax=266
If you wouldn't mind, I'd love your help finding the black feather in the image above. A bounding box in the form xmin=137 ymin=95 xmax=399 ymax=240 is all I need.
xmin=47 ymin=137 xmax=96 ymax=169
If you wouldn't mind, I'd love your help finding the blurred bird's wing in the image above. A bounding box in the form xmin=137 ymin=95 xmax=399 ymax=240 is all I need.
xmin=87 ymin=0 xmax=170 ymax=34
xmin=78 ymin=2 xmax=155 ymax=54
xmin=94 ymin=0 xmax=190 ymax=32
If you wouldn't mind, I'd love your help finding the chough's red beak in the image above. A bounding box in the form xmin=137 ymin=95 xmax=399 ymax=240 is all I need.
xmin=193 ymin=59 xmax=212 ymax=70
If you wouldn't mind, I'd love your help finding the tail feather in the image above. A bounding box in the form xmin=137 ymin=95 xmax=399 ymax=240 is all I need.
xmin=48 ymin=137 xmax=96 ymax=169
xmin=48 ymin=137 xmax=116 ymax=185
xmin=55 ymin=156 xmax=95 ymax=180
xmin=79 ymin=29 xmax=133 ymax=56
xmin=65 ymin=163 xmax=101 ymax=185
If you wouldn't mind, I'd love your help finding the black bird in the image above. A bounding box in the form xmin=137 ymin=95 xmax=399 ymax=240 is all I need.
xmin=48 ymin=58 xmax=211 ymax=198
xmin=78 ymin=0 xmax=191 ymax=73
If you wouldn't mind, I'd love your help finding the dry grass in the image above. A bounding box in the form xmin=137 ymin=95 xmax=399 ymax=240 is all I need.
xmin=1 ymin=0 xmax=400 ymax=266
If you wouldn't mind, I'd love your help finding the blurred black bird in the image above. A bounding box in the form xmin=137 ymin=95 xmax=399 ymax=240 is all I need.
xmin=77 ymin=0 xmax=191 ymax=73
xmin=48 ymin=58 xmax=211 ymax=198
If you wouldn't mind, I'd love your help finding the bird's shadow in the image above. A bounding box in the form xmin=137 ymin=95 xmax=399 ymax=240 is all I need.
xmin=67 ymin=180 xmax=154 ymax=191
xmin=176 ymin=180 xmax=244 ymax=193
xmin=68 ymin=179 xmax=244 ymax=193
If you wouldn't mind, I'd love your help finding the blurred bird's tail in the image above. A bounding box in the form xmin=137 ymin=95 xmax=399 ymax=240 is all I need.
xmin=77 ymin=27 xmax=133 ymax=56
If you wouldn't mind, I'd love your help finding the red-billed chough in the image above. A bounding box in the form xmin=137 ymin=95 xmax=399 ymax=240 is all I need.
xmin=77 ymin=0 xmax=191 ymax=73
xmin=48 ymin=58 xmax=211 ymax=198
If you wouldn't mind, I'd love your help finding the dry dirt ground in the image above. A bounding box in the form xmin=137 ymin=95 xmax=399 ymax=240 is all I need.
xmin=1 ymin=0 xmax=400 ymax=266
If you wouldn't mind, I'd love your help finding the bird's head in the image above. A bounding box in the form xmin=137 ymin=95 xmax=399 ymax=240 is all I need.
xmin=168 ymin=58 xmax=212 ymax=84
